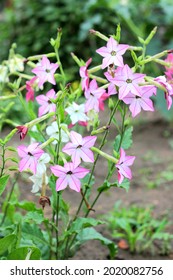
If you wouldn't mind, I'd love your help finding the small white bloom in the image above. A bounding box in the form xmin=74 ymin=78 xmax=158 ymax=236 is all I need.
xmin=46 ymin=121 xmax=69 ymax=144
xmin=0 ymin=65 xmax=9 ymax=83
xmin=8 ymin=56 xmax=24 ymax=73
xmin=37 ymin=153 xmax=51 ymax=174
xmin=65 ymin=102 xmax=89 ymax=124
xmin=29 ymin=173 xmax=48 ymax=193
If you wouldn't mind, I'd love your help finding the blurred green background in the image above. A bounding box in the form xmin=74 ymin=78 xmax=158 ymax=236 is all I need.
xmin=1 ymin=0 xmax=173 ymax=120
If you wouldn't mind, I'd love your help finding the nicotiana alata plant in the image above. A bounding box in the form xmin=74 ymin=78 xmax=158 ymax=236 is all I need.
xmin=0 ymin=25 xmax=173 ymax=260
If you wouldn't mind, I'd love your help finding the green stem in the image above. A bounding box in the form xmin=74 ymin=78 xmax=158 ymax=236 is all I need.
xmin=0 ymin=174 xmax=19 ymax=226
xmin=55 ymin=192 xmax=60 ymax=259
xmin=0 ymin=145 xmax=5 ymax=177
xmin=27 ymin=53 xmax=56 ymax=61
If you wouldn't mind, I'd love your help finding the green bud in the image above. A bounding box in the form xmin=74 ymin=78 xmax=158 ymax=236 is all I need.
xmin=144 ymin=26 xmax=157 ymax=45
xmin=138 ymin=37 xmax=145 ymax=44
xmin=50 ymin=38 xmax=56 ymax=47
xmin=91 ymin=126 xmax=110 ymax=135
xmin=108 ymin=98 xmax=114 ymax=110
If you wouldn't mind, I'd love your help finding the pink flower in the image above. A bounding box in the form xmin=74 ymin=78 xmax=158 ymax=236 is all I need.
xmin=98 ymin=92 xmax=109 ymax=111
xmin=36 ymin=89 xmax=56 ymax=117
xmin=50 ymin=162 xmax=90 ymax=192
xmin=17 ymin=143 xmax=44 ymax=174
xmin=165 ymin=53 xmax=173 ymax=80
xmin=154 ymin=75 xmax=173 ymax=110
xmin=84 ymin=79 xmax=106 ymax=112
xmin=16 ymin=125 xmax=28 ymax=140
xmin=62 ymin=131 xmax=97 ymax=167
xmin=116 ymin=148 xmax=135 ymax=184
xmin=107 ymin=83 xmax=117 ymax=96
xmin=122 ymin=85 xmax=156 ymax=117
xmin=79 ymin=58 xmax=92 ymax=90
xmin=32 ymin=56 xmax=59 ymax=88
xmin=96 ymin=37 xmax=129 ymax=69
xmin=108 ymin=64 xmax=145 ymax=99
xmin=26 ymin=77 xmax=37 ymax=101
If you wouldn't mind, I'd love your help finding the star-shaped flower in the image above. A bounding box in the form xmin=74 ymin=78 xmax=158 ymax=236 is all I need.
xmin=116 ymin=148 xmax=135 ymax=184
xmin=51 ymin=162 xmax=90 ymax=192
xmin=62 ymin=131 xmax=97 ymax=167
xmin=32 ymin=56 xmax=59 ymax=88
xmin=122 ymin=85 xmax=156 ymax=117
xmin=26 ymin=77 xmax=38 ymax=102
xmin=36 ymin=89 xmax=56 ymax=117
xmin=96 ymin=37 xmax=129 ymax=69
xmin=154 ymin=75 xmax=173 ymax=110
xmin=17 ymin=143 xmax=44 ymax=174
xmin=65 ymin=102 xmax=89 ymax=125
xmin=84 ymin=79 xmax=106 ymax=112
xmin=107 ymin=64 xmax=145 ymax=99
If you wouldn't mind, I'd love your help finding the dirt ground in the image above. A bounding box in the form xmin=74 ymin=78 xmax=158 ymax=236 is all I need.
xmin=1 ymin=110 xmax=173 ymax=260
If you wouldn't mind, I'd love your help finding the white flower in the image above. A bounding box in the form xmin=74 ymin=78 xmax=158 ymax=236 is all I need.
xmin=37 ymin=153 xmax=51 ymax=174
xmin=8 ymin=56 xmax=24 ymax=73
xmin=0 ymin=65 xmax=9 ymax=83
xmin=29 ymin=173 xmax=48 ymax=193
xmin=46 ymin=121 xmax=69 ymax=144
xmin=65 ymin=102 xmax=89 ymax=124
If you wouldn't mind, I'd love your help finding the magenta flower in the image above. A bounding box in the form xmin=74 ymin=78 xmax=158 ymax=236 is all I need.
xmin=116 ymin=148 xmax=135 ymax=184
xmin=62 ymin=131 xmax=97 ymax=167
xmin=17 ymin=143 xmax=44 ymax=174
xmin=26 ymin=76 xmax=37 ymax=101
xmin=108 ymin=64 xmax=145 ymax=99
xmin=107 ymin=83 xmax=117 ymax=96
xmin=96 ymin=37 xmax=129 ymax=69
xmin=154 ymin=75 xmax=173 ymax=110
xmin=32 ymin=56 xmax=59 ymax=88
xmin=79 ymin=58 xmax=92 ymax=90
xmin=98 ymin=92 xmax=109 ymax=111
xmin=50 ymin=162 xmax=90 ymax=192
xmin=84 ymin=79 xmax=106 ymax=112
xmin=122 ymin=85 xmax=156 ymax=117
xmin=36 ymin=89 xmax=56 ymax=117
xmin=16 ymin=125 xmax=28 ymax=140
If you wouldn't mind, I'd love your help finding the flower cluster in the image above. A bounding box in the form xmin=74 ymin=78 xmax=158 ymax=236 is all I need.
xmin=16 ymin=32 xmax=173 ymax=196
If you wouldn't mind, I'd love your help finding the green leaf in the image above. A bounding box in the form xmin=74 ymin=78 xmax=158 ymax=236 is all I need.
xmin=0 ymin=234 xmax=17 ymax=255
xmin=97 ymin=180 xmax=111 ymax=193
xmin=7 ymin=246 xmax=41 ymax=260
xmin=24 ymin=211 xmax=45 ymax=224
xmin=76 ymin=228 xmax=117 ymax=259
xmin=16 ymin=201 xmax=40 ymax=212
xmin=114 ymin=126 xmax=133 ymax=152
xmin=68 ymin=217 xmax=104 ymax=235
xmin=0 ymin=175 xmax=9 ymax=196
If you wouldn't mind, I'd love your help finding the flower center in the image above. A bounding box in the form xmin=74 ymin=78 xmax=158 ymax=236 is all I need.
xmin=46 ymin=69 xmax=50 ymax=73
xmin=111 ymin=51 xmax=116 ymax=56
xmin=126 ymin=79 xmax=132 ymax=83
xmin=28 ymin=152 xmax=33 ymax=156
xmin=135 ymin=95 xmax=141 ymax=99
xmin=48 ymin=100 xmax=52 ymax=104
xmin=67 ymin=171 xmax=73 ymax=175
xmin=77 ymin=145 xmax=82 ymax=148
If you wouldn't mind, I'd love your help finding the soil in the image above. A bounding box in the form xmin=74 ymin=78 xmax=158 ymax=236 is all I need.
xmin=1 ymin=110 xmax=173 ymax=260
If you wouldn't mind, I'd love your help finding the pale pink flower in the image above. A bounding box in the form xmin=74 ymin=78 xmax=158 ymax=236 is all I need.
xmin=36 ymin=89 xmax=56 ymax=117
xmin=84 ymin=79 xmax=106 ymax=112
xmin=62 ymin=131 xmax=97 ymax=167
xmin=32 ymin=56 xmax=59 ymax=88
xmin=122 ymin=85 xmax=156 ymax=117
xmin=79 ymin=58 xmax=92 ymax=90
xmin=17 ymin=143 xmax=44 ymax=174
xmin=107 ymin=83 xmax=117 ymax=96
xmin=96 ymin=37 xmax=129 ymax=69
xmin=116 ymin=148 xmax=135 ymax=184
xmin=26 ymin=76 xmax=38 ymax=101
xmin=154 ymin=75 xmax=173 ymax=110
xmin=50 ymin=162 xmax=90 ymax=192
xmin=108 ymin=64 xmax=145 ymax=99
xmin=16 ymin=125 xmax=28 ymax=140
